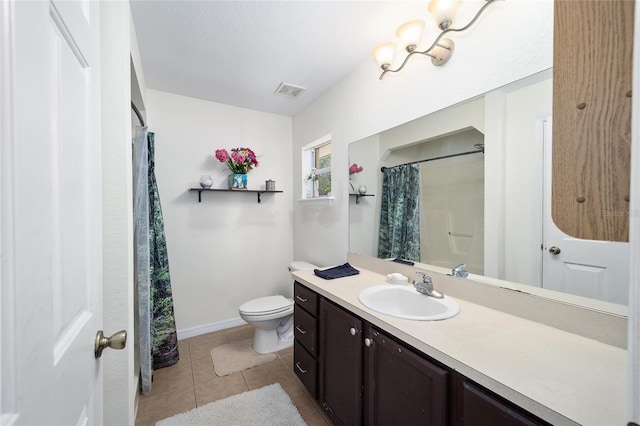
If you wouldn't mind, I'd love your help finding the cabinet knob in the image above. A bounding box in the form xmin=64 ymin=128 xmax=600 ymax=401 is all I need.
xmin=364 ymin=338 xmax=372 ymax=347
xmin=350 ymin=327 xmax=357 ymax=336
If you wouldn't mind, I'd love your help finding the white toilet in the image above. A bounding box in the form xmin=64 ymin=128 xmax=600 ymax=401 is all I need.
xmin=239 ymin=261 xmax=317 ymax=354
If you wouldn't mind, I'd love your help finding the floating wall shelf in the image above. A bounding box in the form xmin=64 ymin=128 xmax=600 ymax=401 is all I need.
xmin=350 ymin=193 xmax=375 ymax=204
xmin=189 ymin=188 xmax=283 ymax=203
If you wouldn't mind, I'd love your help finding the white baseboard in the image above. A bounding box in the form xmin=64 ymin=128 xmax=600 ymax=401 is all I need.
xmin=177 ymin=317 xmax=248 ymax=340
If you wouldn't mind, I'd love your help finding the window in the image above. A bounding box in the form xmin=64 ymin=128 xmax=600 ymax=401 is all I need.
xmin=303 ymin=138 xmax=332 ymax=199
xmin=314 ymin=143 xmax=332 ymax=196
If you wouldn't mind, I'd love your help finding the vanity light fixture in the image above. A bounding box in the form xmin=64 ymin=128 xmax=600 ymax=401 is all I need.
xmin=373 ymin=0 xmax=498 ymax=80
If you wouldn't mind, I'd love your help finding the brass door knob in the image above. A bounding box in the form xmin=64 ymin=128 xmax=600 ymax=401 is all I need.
xmin=548 ymin=246 xmax=561 ymax=255
xmin=95 ymin=330 xmax=127 ymax=358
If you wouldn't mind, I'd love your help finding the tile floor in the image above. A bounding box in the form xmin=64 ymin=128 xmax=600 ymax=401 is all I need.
xmin=135 ymin=324 xmax=331 ymax=426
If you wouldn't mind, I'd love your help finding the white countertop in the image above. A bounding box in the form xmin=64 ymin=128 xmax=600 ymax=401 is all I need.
xmin=292 ymin=267 xmax=627 ymax=426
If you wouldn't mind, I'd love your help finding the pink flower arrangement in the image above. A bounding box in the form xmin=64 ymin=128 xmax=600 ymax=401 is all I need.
xmin=349 ymin=163 xmax=364 ymax=175
xmin=215 ymin=147 xmax=259 ymax=174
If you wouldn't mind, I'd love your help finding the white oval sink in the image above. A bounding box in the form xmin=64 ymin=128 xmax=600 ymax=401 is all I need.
xmin=358 ymin=285 xmax=460 ymax=321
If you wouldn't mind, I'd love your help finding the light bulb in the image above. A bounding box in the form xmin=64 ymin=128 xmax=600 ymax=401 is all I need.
xmin=396 ymin=20 xmax=425 ymax=51
xmin=428 ymin=0 xmax=462 ymax=30
xmin=372 ymin=42 xmax=397 ymax=69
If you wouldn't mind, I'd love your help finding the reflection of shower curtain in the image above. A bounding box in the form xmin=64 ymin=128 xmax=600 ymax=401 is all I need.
xmin=378 ymin=164 xmax=421 ymax=261
xmin=133 ymin=128 xmax=179 ymax=394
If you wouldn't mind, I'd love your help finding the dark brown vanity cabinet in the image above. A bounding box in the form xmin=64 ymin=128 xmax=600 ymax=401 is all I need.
xmin=293 ymin=282 xmax=550 ymax=426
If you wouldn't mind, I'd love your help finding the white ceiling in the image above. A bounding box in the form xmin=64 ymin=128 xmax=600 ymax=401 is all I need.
xmin=130 ymin=1 xmax=429 ymax=117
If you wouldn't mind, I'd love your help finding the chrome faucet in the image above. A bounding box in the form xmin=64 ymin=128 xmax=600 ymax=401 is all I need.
xmin=449 ymin=263 xmax=469 ymax=279
xmin=413 ymin=272 xmax=444 ymax=299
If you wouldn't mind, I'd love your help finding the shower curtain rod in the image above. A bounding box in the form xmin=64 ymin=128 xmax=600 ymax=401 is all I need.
xmin=380 ymin=146 xmax=484 ymax=173
xmin=131 ymin=101 xmax=146 ymax=127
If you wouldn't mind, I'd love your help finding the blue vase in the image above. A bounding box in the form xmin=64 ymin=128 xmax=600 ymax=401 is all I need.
xmin=229 ymin=173 xmax=247 ymax=190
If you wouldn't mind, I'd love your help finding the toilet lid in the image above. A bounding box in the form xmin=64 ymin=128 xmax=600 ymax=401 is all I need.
xmin=239 ymin=295 xmax=292 ymax=315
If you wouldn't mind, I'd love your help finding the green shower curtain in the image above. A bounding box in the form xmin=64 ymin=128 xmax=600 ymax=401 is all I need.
xmin=147 ymin=132 xmax=179 ymax=370
xmin=378 ymin=164 xmax=421 ymax=261
xmin=134 ymin=129 xmax=178 ymax=394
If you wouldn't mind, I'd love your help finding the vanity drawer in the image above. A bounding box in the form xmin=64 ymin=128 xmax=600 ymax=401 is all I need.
xmin=294 ymin=305 xmax=317 ymax=356
xmin=294 ymin=340 xmax=317 ymax=399
xmin=294 ymin=281 xmax=318 ymax=316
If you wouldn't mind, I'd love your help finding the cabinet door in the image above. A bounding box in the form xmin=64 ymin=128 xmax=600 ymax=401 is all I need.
xmin=319 ymin=298 xmax=363 ymax=425
xmin=552 ymin=0 xmax=633 ymax=241
xmin=364 ymin=326 xmax=448 ymax=426
xmin=461 ymin=380 xmax=549 ymax=426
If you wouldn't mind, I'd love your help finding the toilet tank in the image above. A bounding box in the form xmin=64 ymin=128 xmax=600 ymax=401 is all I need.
xmin=289 ymin=261 xmax=317 ymax=272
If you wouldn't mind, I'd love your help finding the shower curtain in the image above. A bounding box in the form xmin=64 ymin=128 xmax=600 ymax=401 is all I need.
xmin=377 ymin=163 xmax=421 ymax=261
xmin=133 ymin=128 xmax=179 ymax=394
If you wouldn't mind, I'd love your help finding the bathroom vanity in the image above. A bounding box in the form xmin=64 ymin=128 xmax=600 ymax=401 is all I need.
xmin=292 ymin=263 xmax=626 ymax=425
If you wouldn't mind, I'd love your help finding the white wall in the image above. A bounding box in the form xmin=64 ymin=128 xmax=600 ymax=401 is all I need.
xmin=348 ymin=134 xmax=380 ymax=257
xmin=129 ymin=10 xmax=147 ymax=117
xmin=146 ymin=90 xmax=294 ymax=334
xmin=379 ymin=97 xmax=485 ymax=155
xmin=292 ymin=0 xmax=554 ymax=267
xmin=101 ymin=2 xmax=136 ymax=425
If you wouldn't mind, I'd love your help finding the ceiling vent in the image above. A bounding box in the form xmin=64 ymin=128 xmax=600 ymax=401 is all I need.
xmin=274 ymin=82 xmax=306 ymax=99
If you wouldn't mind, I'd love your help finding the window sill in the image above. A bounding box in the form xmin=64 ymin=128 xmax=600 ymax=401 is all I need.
xmin=298 ymin=196 xmax=335 ymax=206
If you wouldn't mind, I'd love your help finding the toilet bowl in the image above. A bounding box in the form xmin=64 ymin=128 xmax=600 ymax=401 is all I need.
xmin=239 ymin=261 xmax=317 ymax=354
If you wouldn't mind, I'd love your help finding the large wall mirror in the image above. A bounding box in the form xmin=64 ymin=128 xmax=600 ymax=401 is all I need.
xmin=349 ymin=69 xmax=629 ymax=314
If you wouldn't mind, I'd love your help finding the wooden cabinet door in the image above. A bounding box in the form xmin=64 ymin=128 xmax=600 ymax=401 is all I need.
xmin=363 ymin=325 xmax=448 ymax=426
xmin=319 ymin=298 xmax=363 ymax=425
xmin=460 ymin=380 xmax=549 ymax=426
xmin=552 ymin=0 xmax=633 ymax=241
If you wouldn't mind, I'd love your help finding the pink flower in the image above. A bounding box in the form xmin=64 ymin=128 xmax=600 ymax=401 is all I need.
xmin=231 ymin=151 xmax=245 ymax=164
xmin=215 ymin=149 xmax=229 ymax=162
xmin=244 ymin=148 xmax=259 ymax=167
xmin=349 ymin=163 xmax=363 ymax=174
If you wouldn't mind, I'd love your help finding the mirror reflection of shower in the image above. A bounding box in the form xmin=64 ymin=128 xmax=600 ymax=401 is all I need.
xmin=383 ymin=128 xmax=485 ymax=274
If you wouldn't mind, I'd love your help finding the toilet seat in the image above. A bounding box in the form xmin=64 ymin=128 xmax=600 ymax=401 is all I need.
xmin=239 ymin=295 xmax=292 ymax=316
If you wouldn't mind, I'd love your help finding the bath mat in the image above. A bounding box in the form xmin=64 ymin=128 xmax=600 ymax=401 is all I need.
xmin=156 ymin=383 xmax=307 ymax=425
xmin=210 ymin=338 xmax=277 ymax=376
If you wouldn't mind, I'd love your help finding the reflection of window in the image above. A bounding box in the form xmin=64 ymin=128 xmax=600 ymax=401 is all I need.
xmin=314 ymin=143 xmax=331 ymax=196
xmin=303 ymin=137 xmax=332 ymax=198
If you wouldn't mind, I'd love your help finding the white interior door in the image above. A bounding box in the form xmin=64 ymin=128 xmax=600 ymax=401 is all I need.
xmin=1 ymin=0 xmax=103 ymax=424
xmin=542 ymin=118 xmax=630 ymax=305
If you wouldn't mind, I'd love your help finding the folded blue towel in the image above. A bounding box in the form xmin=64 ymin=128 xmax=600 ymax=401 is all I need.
xmin=392 ymin=258 xmax=415 ymax=266
xmin=314 ymin=263 xmax=360 ymax=280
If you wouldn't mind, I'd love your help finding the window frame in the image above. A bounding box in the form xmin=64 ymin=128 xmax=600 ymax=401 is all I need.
xmin=301 ymin=135 xmax=333 ymax=201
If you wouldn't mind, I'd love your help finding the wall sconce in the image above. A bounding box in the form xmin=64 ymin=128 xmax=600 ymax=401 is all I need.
xmin=373 ymin=0 xmax=498 ymax=80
